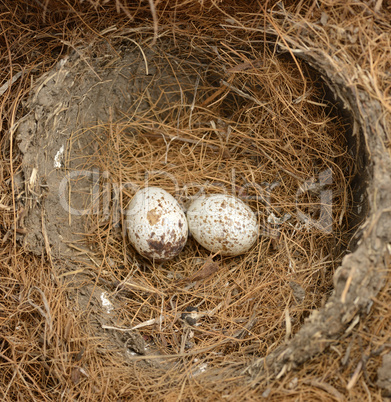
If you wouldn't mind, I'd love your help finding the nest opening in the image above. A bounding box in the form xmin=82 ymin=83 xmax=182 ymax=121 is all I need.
xmin=16 ymin=35 xmax=370 ymax=369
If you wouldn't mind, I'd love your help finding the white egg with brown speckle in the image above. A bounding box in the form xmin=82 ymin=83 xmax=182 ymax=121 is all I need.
xmin=186 ymin=194 xmax=258 ymax=256
xmin=126 ymin=187 xmax=188 ymax=261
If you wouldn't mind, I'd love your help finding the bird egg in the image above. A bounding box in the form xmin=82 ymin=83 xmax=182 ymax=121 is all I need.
xmin=186 ymin=194 xmax=258 ymax=256
xmin=126 ymin=187 xmax=188 ymax=261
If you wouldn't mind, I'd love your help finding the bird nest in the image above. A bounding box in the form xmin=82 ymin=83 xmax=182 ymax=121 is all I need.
xmin=2 ymin=1 xmax=391 ymax=399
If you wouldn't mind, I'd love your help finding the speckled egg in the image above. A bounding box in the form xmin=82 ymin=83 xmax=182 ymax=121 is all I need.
xmin=126 ymin=187 xmax=188 ymax=261
xmin=186 ymin=194 xmax=258 ymax=256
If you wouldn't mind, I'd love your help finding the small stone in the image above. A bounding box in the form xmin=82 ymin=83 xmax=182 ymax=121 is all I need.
xmin=262 ymin=388 xmax=271 ymax=398
xmin=181 ymin=306 xmax=199 ymax=326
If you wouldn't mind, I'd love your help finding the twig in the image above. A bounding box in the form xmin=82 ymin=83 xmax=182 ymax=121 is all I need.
xmin=27 ymin=286 xmax=53 ymax=344
xmin=303 ymin=379 xmax=344 ymax=400
xmin=114 ymin=37 xmax=149 ymax=74
xmin=0 ymin=71 xmax=23 ymax=96
xmin=141 ymin=130 xmax=225 ymax=154
xmin=220 ymin=79 xmax=275 ymax=115
xmin=346 ymin=361 xmax=363 ymax=391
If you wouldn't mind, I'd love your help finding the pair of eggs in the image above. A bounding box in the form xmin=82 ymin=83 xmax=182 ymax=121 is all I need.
xmin=126 ymin=187 xmax=259 ymax=261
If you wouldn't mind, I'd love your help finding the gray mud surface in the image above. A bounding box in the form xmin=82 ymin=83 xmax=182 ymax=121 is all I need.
xmin=17 ymin=45 xmax=195 ymax=258
xmin=15 ymin=45 xmax=195 ymax=366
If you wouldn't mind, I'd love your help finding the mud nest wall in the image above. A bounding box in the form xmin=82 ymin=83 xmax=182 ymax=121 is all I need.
xmin=1 ymin=1 xmax=391 ymax=401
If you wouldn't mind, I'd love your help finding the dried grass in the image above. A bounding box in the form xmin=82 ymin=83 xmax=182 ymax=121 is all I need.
xmin=68 ymin=37 xmax=352 ymax=360
xmin=0 ymin=0 xmax=390 ymax=400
